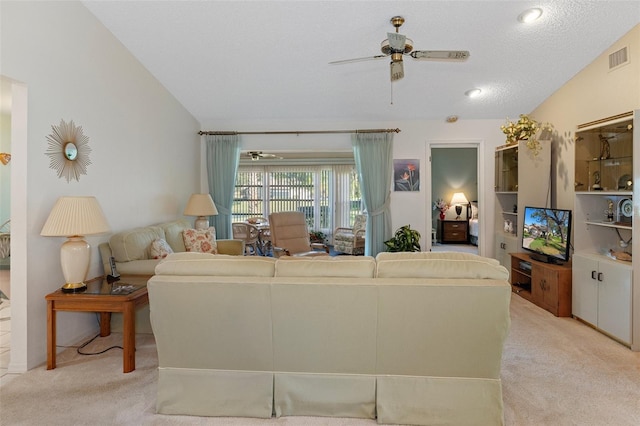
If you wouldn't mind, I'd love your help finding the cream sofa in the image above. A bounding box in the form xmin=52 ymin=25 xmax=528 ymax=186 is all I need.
xmin=98 ymin=219 xmax=244 ymax=332
xmin=148 ymin=252 xmax=511 ymax=425
xmin=98 ymin=219 xmax=244 ymax=276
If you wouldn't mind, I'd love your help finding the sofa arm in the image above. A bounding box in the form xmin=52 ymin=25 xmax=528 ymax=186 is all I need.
xmin=217 ymin=239 xmax=245 ymax=255
xmin=98 ymin=242 xmax=113 ymax=276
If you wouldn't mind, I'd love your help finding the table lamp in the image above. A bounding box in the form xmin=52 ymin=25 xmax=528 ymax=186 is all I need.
xmin=41 ymin=196 xmax=110 ymax=293
xmin=184 ymin=193 xmax=218 ymax=229
xmin=450 ymin=192 xmax=469 ymax=220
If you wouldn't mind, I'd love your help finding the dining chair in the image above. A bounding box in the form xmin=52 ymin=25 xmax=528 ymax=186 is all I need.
xmin=232 ymin=222 xmax=261 ymax=255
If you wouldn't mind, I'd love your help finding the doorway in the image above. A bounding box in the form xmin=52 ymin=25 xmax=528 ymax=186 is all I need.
xmin=428 ymin=143 xmax=481 ymax=255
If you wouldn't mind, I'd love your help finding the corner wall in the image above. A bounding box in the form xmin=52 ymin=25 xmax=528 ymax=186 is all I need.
xmin=530 ymin=24 xmax=640 ymax=209
xmin=1 ymin=2 xmax=200 ymax=370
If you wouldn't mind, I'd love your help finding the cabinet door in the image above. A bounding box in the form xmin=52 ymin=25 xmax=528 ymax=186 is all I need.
xmin=533 ymin=264 xmax=559 ymax=315
xmin=598 ymin=262 xmax=632 ymax=344
xmin=572 ymin=254 xmax=598 ymax=326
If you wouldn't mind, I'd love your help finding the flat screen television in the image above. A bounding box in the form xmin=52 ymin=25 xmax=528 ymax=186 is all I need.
xmin=522 ymin=206 xmax=572 ymax=264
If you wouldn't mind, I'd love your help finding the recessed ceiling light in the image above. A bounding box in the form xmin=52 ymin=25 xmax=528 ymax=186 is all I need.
xmin=518 ymin=8 xmax=543 ymax=23
xmin=465 ymin=88 xmax=482 ymax=98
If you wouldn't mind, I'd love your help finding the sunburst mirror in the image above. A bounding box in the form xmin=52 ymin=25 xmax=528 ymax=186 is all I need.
xmin=45 ymin=119 xmax=92 ymax=182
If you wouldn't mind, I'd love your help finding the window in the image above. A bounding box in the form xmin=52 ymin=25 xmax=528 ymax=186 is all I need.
xmin=232 ymin=164 xmax=361 ymax=235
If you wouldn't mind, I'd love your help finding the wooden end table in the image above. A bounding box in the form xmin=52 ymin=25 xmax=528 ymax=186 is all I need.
xmin=45 ymin=275 xmax=149 ymax=373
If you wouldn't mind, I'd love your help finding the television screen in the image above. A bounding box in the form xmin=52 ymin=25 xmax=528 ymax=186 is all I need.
xmin=522 ymin=206 xmax=572 ymax=263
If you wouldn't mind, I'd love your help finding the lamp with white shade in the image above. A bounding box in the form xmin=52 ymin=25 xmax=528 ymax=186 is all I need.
xmin=184 ymin=193 xmax=218 ymax=229
xmin=40 ymin=196 xmax=110 ymax=293
xmin=450 ymin=192 xmax=469 ymax=220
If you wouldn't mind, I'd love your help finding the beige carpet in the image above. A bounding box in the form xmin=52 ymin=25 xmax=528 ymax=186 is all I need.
xmin=1 ymin=294 xmax=639 ymax=425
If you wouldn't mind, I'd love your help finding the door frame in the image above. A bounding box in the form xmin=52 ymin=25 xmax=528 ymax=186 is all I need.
xmin=426 ymin=140 xmax=486 ymax=256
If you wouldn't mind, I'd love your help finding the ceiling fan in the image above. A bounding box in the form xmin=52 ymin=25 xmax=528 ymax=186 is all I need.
xmin=245 ymin=151 xmax=280 ymax=161
xmin=330 ymin=16 xmax=470 ymax=82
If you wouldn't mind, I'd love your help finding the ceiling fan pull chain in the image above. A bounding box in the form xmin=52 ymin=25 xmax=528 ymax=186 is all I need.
xmin=390 ymin=80 xmax=394 ymax=105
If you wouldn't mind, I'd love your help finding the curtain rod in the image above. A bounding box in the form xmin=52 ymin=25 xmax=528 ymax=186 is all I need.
xmin=197 ymin=128 xmax=401 ymax=136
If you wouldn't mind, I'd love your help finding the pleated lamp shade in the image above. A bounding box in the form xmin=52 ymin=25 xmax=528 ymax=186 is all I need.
xmin=41 ymin=196 xmax=110 ymax=292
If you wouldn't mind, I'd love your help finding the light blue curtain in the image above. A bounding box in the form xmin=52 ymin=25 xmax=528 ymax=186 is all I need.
xmin=352 ymin=132 xmax=393 ymax=256
xmin=206 ymin=134 xmax=241 ymax=239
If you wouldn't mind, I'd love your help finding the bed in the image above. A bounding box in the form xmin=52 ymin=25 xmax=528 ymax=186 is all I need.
xmin=469 ymin=202 xmax=479 ymax=246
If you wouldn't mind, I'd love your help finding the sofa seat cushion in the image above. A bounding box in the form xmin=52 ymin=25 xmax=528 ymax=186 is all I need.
xmin=275 ymin=256 xmax=376 ymax=278
xmin=110 ymin=225 xmax=165 ymax=262
xmin=155 ymin=253 xmax=277 ymax=277
xmin=115 ymin=259 xmax=160 ymax=276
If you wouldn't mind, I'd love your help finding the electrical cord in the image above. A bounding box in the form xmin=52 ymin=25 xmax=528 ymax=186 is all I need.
xmin=55 ymin=313 xmax=123 ymax=356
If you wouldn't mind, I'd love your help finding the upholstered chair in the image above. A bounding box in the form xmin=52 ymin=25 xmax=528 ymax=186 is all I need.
xmin=268 ymin=212 xmax=329 ymax=257
xmin=333 ymin=214 xmax=366 ymax=255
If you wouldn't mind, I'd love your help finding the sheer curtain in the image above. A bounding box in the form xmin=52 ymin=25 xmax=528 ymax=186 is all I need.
xmin=333 ymin=164 xmax=354 ymax=229
xmin=352 ymin=133 xmax=393 ymax=256
xmin=206 ymin=134 xmax=241 ymax=239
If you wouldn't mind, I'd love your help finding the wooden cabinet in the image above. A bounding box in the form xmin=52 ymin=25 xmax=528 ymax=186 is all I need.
xmin=440 ymin=220 xmax=468 ymax=243
xmin=573 ymin=111 xmax=639 ymax=350
xmin=494 ymin=140 xmax=550 ymax=270
xmin=572 ymin=253 xmax=632 ymax=345
xmin=510 ymin=252 xmax=572 ymax=317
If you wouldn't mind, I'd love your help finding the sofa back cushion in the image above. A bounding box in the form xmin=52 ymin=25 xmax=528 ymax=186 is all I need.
xmin=155 ymin=253 xmax=277 ymax=277
xmin=375 ymin=251 xmax=500 ymax=265
xmin=275 ymin=256 xmax=376 ymax=278
xmin=109 ymin=225 xmax=165 ymax=262
xmin=159 ymin=219 xmax=191 ymax=252
xmin=375 ymin=252 xmax=508 ymax=280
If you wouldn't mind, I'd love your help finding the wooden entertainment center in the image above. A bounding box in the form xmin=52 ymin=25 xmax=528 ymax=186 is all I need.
xmin=510 ymin=252 xmax=572 ymax=317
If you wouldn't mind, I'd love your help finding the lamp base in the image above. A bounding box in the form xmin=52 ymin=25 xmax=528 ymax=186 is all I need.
xmin=194 ymin=216 xmax=210 ymax=230
xmin=61 ymin=282 xmax=87 ymax=293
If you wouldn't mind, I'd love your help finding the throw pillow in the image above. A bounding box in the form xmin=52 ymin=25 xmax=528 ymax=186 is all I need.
xmin=150 ymin=238 xmax=173 ymax=259
xmin=182 ymin=228 xmax=218 ymax=254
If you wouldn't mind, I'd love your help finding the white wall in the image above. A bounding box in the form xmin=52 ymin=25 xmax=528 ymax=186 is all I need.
xmin=1 ymin=2 xmax=200 ymax=371
xmin=531 ymin=24 xmax=640 ymax=209
xmin=202 ymin=117 xmax=505 ymax=256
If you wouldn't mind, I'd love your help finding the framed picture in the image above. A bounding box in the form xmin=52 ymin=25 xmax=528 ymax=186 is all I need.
xmin=393 ymin=159 xmax=420 ymax=191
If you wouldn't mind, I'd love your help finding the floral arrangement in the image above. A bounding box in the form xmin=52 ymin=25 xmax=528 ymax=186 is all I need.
xmin=433 ymin=198 xmax=449 ymax=215
xmin=500 ymin=114 xmax=551 ymax=156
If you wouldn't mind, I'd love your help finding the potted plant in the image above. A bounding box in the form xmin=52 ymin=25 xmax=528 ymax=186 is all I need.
xmin=384 ymin=225 xmax=421 ymax=252
xmin=309 ymin=230 xmax=326 ymax=244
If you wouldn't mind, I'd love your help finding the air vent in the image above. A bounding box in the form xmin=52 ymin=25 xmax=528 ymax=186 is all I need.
xmin=608 ymin=46 xmax=629 ymax=71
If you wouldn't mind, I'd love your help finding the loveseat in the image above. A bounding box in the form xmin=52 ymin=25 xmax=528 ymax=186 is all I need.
xmin=98 ymin=219 xmax=244 ymax=332
xmin=98 ymin=219 xmax=244 ymax=276
xmin=148 ymin=251 xmax=511 ymax=425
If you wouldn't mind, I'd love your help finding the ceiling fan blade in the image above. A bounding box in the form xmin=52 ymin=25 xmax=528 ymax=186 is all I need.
xmin=387 ymin=32 xmax=406 ymax=52
xmin=390 ymin=61 xmax=404 ymax=82
xmin=329 ymin=55 xmax=387 ymax=65
xmin=410 ymin=50 xmax=470 ymax=61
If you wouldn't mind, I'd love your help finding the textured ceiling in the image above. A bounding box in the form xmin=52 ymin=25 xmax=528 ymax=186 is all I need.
xmin=83 ymin=1 xmax=640 ymax=125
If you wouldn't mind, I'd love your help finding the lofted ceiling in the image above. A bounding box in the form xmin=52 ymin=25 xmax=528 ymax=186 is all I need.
xmin=83 ymin=1 xmax=640 ymax=124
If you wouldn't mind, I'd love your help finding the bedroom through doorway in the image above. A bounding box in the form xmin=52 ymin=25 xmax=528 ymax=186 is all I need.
xmin=429 ymin=145 xmax=479 ymax=255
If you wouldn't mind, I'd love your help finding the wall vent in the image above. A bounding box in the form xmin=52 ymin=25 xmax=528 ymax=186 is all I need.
xmin=608 ymin=46 xmax=629 ymax=71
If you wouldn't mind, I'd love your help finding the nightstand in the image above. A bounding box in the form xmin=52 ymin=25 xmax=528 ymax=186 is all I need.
xmin=439 ymin=220 xmax=468 ymax=244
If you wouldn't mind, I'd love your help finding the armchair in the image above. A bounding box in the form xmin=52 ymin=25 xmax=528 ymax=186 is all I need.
xmin=333 ymin=214 xmax=366 ymax=255
xmin=268 ymin=212 xmax=329 ymax=257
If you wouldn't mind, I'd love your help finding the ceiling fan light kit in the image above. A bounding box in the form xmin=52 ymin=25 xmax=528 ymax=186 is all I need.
xmin=465 ymin=88 xmax=482 ymax=98
xmin=518 ymin=8 xmax=543 ymax=23
xmin=330 ymin=16 xmax=470 ymax=83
